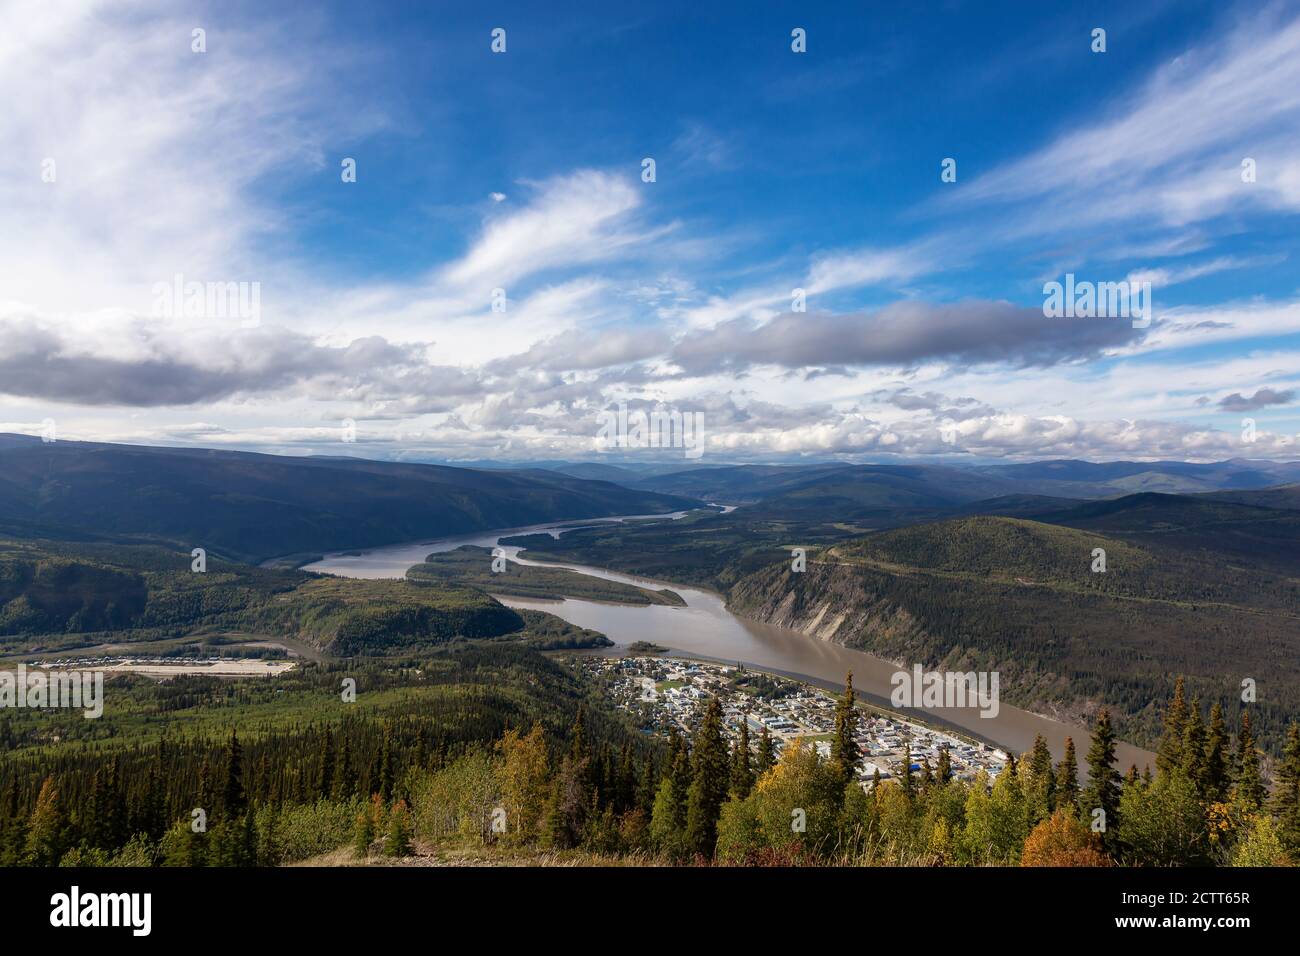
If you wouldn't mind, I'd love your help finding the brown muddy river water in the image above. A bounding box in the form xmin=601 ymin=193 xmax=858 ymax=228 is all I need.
xmin=304 ymin=511 xmax=1156 ymax=772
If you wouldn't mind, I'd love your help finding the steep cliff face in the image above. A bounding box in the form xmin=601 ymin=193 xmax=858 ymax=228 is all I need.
xmin=725 ymin=557 xmax=1108 ymax=732
xmin=728 ymin=561 xmax=925 ymax=651
xmin=722 ymin=515 xmax=1300 ymax=749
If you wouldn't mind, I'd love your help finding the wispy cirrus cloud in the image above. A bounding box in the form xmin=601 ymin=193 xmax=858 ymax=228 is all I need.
xmin=947 ymin=6 xmax=1300 ymax=233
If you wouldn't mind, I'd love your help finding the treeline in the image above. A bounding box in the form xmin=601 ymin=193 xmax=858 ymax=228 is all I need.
xmin=391 ymin=674 xmax=1299 ymax=866
xmin=0 ymin=644 xmax=651 ymax=866
xmin=4 ymin=666 xmax=1298 ymax=867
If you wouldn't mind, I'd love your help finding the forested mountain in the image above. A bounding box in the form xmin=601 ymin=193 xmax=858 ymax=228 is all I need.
xmin=727 ymin=514 xmax=1300 ymax=751
xmin=0 ymin=435 xmax=694 ymax=564
xmin=627 ymin=462 xmax=1016 ymax=508
xmin=1038 ymin=493 xmax=1300 ymax=575
xmin=0 ymin=537 xmax=607 ymax=658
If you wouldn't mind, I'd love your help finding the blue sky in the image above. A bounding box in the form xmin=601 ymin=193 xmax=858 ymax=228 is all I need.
xmin=1 ymin=0 xmax=1298 ymax=462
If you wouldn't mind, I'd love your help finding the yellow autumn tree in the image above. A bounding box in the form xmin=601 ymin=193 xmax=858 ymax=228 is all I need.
xmin=495 ymin=723 xmax=550 ymax=844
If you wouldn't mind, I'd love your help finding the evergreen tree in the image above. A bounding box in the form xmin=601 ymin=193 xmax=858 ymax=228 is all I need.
xmin=24 ymin=777 xmax=66 ymax=867
xmin=569 ymin=705 xmax=588 ymax=765
xmin=258 ymin=808 xmax=282 ymax=866
xmin=668 ymin=741 xmax=692 ymax=832
xmin=1054 ymin=737 xmax=1079 ymax=812
xmin=352 ymin=805 xmax=375 ymax=859
xmin=197 ymin=755 xmax=215 ymax=817
xmin=547 ymin=708 xmax=594 ymax=848
xmin=221 ymin=730 xmax=245 ymax=818
xmin=898 ymin=734 xmax=914 ymax=799
xmin=617 ymin=741 xmax=638 ymax=812
xmin=238 ymin=806 xmax=258 ymax=867
xmin=1232 ymin=710 xmax=1266 ymax=814
xmin=1026 ymin=733 xmax=1056 ymax=820
xmin=685 ymin=697 xmax=729 ymax=858
xmin=1081 ymin=709 xmax=1121 ymax=846
xmin=85 ymin=760 xmax=125 ymax=851
xmin=383 ymin=800 xmax=413 ymax=857
xmin=378 ymin=721 xmax=395 ymax=803
xmin=936 ymin=746 xmax=952 ymax=786
xmin=636 ymin=753 xmax=658 ymax=815
xmin=318 ymin=730 xmax=335 ymax=800
xmin=755 ymin=726 xmax=776 ymax=777
xmin=730 ymin=719 xmax=754 ymax=799
xmin=830 ymin=673 xmax=860 ymax=790
xmin=0 ymin=776 xmax=26 ymax=866
xmin=1181 ymin=699 xmax=1207 ymax=794
xmin=1203 ymin=703 xmax=1230 ymax=803
xmin=332 ymin=734 xmax=356 ymax=802
xmin=1156 ymin=677 xmax=1188 ymax=778
xmin=1271 ymin=722 xmax=1300 ymax=851
xmin=159 ymin=818 xmax=199 ymax=867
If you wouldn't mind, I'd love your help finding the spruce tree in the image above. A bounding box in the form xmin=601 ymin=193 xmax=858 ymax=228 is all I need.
xmin=1181 ymin=698 xmax=1207 ymax=793
xmin=898 ymin=734 xmax=914 ymax=799
xmin=668 ymin=740 xmax=691 ymax=831
xmin=222 ymin=730 xmax=245 ymax=818
xmin=1027 ymin=733 xmax=1056 ymax=818
xmin=1156 ymin=677 xmax=1188 ymax=778
xmin=352 ymin=805 xmax=375 ymax=859
xmin=318 ymin=730 xmax=335 ymax=800
xmin=755 ymin=726 xmax=776 ymax=777
xmin=1081 ymin=709 xmax=1121 ymax=845
xmin=636 ymin=753 xmax=658 ymax=814
xmin=1232 ymin=710 xmax=1266 ymax=813
xmin=730 ymin=719 xmax=754 ymax=799
xmin=378 ymin=721 xmax=395 ymax=803
xmin=383 ymin=800 xmax=413 ymax=857
xmin=1271 ymin=722 xmax=1300 ymax=851
xmin=332 ymin=735 xmax=356 ymax=802
xmin=617 ymin=741 xmax=638 ymax=812
xmin=830 ymin=673 xmax=860 ymax=789
xmin=936 ymin=746 xmax=952 ymax=786
xmin=1203 ymin=702 xmax=1230 ymax=803
xmin=1054 ymin=737 xmax=1079 ymax=812
xmin=685 ymin=697 xmax=729 ymax=858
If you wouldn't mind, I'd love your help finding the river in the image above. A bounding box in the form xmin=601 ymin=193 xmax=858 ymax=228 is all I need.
xmin=304 ymin=510 xmax=1156 ymax=771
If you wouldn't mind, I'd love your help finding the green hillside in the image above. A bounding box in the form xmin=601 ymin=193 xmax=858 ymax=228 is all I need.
xmin=0 ymin=435 xmax=695 ymax=563
xmin=728 ymin=516 xmax=1300 ymax=750
xmin=0 ymin=538 xmax=606 ymax=658
xmin=1040 ymin=492 xmax=1300 ymax=575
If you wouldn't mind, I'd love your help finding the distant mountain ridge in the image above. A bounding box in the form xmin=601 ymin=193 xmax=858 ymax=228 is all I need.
xmin=614 ymin=457 xmax=1300 ymax=508
xmin=0 ymin=435 xmax=695 ymax=564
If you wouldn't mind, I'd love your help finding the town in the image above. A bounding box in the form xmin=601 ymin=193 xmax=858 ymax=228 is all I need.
xmin=575 ymin=655 xmax=1009 ymax=786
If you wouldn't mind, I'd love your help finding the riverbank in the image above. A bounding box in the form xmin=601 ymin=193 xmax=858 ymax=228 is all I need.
xmin=305 ymin=512 xmax=1157 ymax=771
